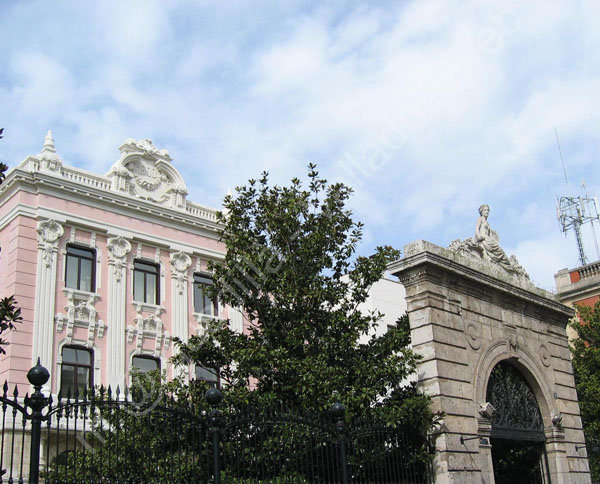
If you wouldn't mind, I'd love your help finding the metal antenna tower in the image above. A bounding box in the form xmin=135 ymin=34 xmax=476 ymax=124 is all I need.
xmin=557 ymin=193 xmax=600 ymax=266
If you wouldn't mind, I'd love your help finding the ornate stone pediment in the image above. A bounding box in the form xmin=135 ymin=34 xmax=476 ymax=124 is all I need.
xmin=107 ymin=138 xmax=188 ymax=208
xmin=127 ymin=305 xmax=170 ymax=355
xmin=56 ymin=289 xmax=105 ymax=346
xmin=120 ymin=138 xmax=172 ymax=162
xmin=193 ymin=313 xmax=222 ymax=339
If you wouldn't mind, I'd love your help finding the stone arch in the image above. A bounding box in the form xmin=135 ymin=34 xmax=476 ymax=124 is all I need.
xmin=473 ymin=340 xmax=555 ymax=428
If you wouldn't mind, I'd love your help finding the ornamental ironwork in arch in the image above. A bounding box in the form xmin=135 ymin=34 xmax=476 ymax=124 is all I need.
xmin=486 ymin=361 xmax=545 ymax=441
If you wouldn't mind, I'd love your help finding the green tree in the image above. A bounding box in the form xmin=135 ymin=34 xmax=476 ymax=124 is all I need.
xmin=571 ymin=302 xmax=600 ymax=480
xmin=46 ymin=165 xmax=435 ymax=483
xmin=0 ymin=128 xmax=22 ymax=352
xmin=174 ymin=164 xmax=433 ymax=428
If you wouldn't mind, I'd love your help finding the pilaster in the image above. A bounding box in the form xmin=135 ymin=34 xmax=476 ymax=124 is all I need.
xmin=170 ymin=251 xmax=192 ymax=341
xmin=170 ymin=251 xmax=192 ymax=378
xmin=106 ymin=236 xmax=131 ymax=388
xmin=32 ymin=219 xmax=64 ymax=382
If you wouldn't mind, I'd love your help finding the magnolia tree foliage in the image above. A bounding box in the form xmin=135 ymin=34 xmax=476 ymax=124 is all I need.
xmin=571 ymin=303 xmax=600 ymax=480
xmin=174 ymin=165 xmax=434 ymax=428
xmin=46 ymin=165 xmax=435 ymax=480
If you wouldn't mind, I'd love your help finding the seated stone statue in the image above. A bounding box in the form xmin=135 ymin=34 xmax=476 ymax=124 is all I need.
xmin=473 ymin=204 xmax=513 ymax=271
xmin=447 ymin=204 xmax=530 ymax=280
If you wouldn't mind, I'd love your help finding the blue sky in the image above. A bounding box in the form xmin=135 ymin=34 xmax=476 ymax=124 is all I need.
xmin=2 ymin=0 xmax=600 ymax=290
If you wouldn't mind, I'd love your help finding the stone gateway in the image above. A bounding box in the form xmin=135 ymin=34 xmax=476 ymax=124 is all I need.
xmin=389 ymin=219 xmax=590 ymax=483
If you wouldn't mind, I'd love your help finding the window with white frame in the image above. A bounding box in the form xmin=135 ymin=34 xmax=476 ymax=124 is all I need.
xmin=60 ymin=346 xmax=93 ymax=396
xmin=193 ymin=273 xmax=217 ymax=316
xmin=194 ymin=365 xmax=219 ymax=389
xmin=65 ymin=245 xmax=96 ymax=292
xmin=131 ymin=355 xmax=161 ymax=374
xmin=133 ymin=260 xmax=160 ymax=304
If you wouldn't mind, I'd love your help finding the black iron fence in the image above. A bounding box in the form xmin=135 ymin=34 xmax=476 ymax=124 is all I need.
xmin=1 ymin=361 xmax=434 ymax=483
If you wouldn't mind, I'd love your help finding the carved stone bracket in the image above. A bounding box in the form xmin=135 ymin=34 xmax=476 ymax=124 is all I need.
xmin=479 ymin=402 xmax=496 ymax=419
xmin=37 ymin=219 xmax=64 ymax=267
xmin=170 ymin=251 xmax=192 ymax=294
xmin=107 ymin=236 xmax=132 ymax=281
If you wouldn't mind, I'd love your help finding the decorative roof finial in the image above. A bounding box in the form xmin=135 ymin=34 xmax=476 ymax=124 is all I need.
xmin=42 ymin=130 xmax=56 ymax=153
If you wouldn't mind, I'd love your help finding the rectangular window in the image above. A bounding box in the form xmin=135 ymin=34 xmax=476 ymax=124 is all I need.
xmin=133 ymin=260 xmax=160 ymax=304
xmin=60 ymin=346 xmax=93 ymax=396
xmin=132 ymin=355 xmax=160 ymax=374
xmin=193 ymin=274 xmax=218 ymax=316
xmin=195 ymin=365 xmax=219 ymax=389
xmin=65 ymin=245 xmax=95 ymax=292
xmin=131 ymin=355 xmax=160 ymax=403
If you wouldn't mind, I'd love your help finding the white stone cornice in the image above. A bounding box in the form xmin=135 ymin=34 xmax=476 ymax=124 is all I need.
xmin=1 ymin=167 xmax=221 ymax=235
xmin=0 ymin=202 xmax=226 ymax=262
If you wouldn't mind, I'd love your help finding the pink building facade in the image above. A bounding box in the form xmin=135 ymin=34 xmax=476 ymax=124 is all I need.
xmin=0 ymin=132 xmax=243 ymax=394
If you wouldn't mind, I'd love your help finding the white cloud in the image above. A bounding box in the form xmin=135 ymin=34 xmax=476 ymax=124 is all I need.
xmin=2 ymin=0 xmax=600 ymax=289
xmin=9 ymin=52 xmax=75 ymax=114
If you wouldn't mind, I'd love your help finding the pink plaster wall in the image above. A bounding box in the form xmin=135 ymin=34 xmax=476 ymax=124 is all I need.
xmin=0 ymin=215 xmax=38 ymax=387
xmin=0 ymin=179 xmax=250 ymax=392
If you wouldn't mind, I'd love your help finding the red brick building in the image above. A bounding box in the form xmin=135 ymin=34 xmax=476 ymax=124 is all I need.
xmin=555 ymin=261 xmax=600 ymax=339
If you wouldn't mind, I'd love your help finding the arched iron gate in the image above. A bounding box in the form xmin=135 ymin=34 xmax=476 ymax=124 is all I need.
xmin=487 ymin=361 xmax=551 ymax=484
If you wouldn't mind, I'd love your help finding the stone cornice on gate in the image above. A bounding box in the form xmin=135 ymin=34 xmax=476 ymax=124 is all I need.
xmin=388 ymin=240 xmax=573 ymax=327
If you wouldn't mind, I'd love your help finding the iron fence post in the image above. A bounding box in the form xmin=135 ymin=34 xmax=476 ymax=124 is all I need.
xmin=331 ymin=402 xmax=349 ymax=484
xmin=206 ymin=388 xmax=223 ymax=484
xmin=25 ymin=358 xmax=50 ymax=484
